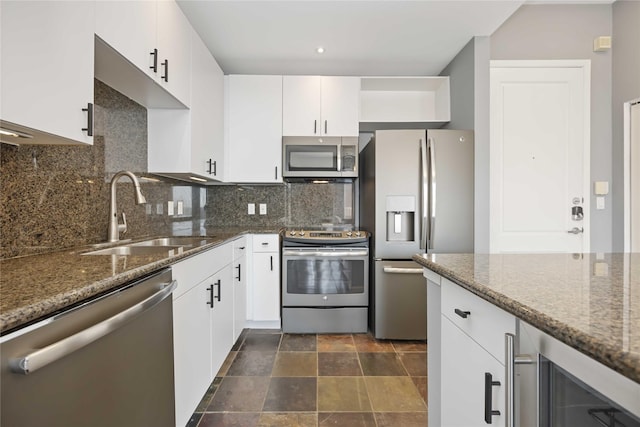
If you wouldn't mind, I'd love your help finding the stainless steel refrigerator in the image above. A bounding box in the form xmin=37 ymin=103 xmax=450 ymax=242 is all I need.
xmin=359 ymin=129 xmax=474 ymax=339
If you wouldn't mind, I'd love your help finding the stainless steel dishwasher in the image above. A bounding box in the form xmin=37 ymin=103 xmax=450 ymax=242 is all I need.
xmin=0 ymin=268 xmax=177 ymax=427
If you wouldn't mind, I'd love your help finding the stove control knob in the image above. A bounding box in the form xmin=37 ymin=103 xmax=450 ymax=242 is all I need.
xmin=346 ymin=232 xmax=353 ymax=237
xmin=355 ymin=231 xmax=361 ymax=237
xmin=300 ymin=231 xmax=305 ymax=236
xmin=289 ymin=231 xmax=296 ymax=236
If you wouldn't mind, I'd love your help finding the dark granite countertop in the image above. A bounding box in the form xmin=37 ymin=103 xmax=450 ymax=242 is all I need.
xmin=413 ymin=252 xmax=640 ymax=384
xmin=0 ymin=229 xmax=281 ymax=335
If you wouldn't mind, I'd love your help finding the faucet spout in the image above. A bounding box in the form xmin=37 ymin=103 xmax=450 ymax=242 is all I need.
xmin=108 ymin=171 xmax=147 ymax=242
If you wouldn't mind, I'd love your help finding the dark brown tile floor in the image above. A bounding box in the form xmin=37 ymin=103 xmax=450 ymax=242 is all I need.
xmin=187 ymin=329 xmax=427 ymax=427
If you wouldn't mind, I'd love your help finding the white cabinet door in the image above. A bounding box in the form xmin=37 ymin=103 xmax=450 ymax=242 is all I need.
xmin=320 ymin=76 xmax=360 ymax=136
xmin=189 ymin=28 xmax=225 ymax=181
xmin=95 ymin=0 xmax=157 ymax=79
xmin=0 ymin=1 xmax=94 ymax=145
xmin=282 ymin=76 xmax=360 ymax=137
xmin=226 ymin=75 xmax=283 ymax=183
xmin=233 ymin=250 xmax=248 ymax=342
xmin=282 ymin=76 xmax=322 ymax=136
xmin=252 ymin=252 xmax=280 ymax=322
xmin=156 ymin=0 xmax=192 ymax=107
xmin=441 ymin=316 xmax=506 ymax=427
xmin=210 ymin=264 xmax=234 ymax=377
xmin=173 ymin=277 xmax=214 ymax=427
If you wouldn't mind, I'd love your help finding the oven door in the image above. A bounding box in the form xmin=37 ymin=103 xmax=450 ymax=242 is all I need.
xmin=282 ymin=247 xmax=369 ymax=306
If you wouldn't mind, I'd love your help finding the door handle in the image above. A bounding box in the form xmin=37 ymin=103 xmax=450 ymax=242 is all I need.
xmin=484 ymin=372 xmax=501 ymax=423
xmin=567 ymin=227 xmax=584 ymax=234
xmin=383 ymin=267 xmax=423 ymax=274
xmin=215 ymin=279 xmax=221 ymax=302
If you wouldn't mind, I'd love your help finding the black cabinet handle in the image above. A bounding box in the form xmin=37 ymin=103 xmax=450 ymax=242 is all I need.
xmin=215 ymin=279 xmax=221 ymax=302
xmin=206 ymin=284 xmax=214 ymax=307
xmin=161 ymin=59 xmax=169 ymax=82
xmin=275 ymin=166 xmax=278 ymax=180
xmin=270 ymin=255 xmax=273 ymax=271
xmin=150 ymin=48 xmax=158 ymax=73
xmin=325 ymin=120 xmax=327 ymax=134
xmin=207 ymin=159 xmax=216 ymax=175
xmin=236 ymin=264 xmax=241 ymax=281
xmin=484 ymin=372 xmax=501 ymax=423
xmin=314 ymin=120 xmax=317 ymax=134
xmin=455 ymin=308 xmax=471 ymax=319
xmin=81 ymin=103 xmax=93 ymax=136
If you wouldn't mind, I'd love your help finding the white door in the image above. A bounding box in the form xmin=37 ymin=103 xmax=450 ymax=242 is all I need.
xmin=490 ymin=61 xmax=590 ymax=253
xmin=625 ymin=100 xmax=640 ymax=252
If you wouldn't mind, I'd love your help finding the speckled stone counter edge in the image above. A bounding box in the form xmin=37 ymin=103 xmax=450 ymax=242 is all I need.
xmin=1 ymin=229 xmax=281 ymax=335
xmin=412 ymin=254 xmax=640 ymax=385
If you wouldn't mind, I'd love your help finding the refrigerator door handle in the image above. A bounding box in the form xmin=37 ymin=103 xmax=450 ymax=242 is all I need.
xmin=420 ymin=138 xmax=429 ymax=250
xmin=427 ymin=138 xmax=436 ymax=250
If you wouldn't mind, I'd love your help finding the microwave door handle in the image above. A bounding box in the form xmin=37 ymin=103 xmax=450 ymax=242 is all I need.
xmin=337 ymin=144 xmax=342 ymax=172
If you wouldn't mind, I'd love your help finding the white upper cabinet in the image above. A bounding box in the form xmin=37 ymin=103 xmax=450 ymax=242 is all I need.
xmin=0 ymin=1 xmax=94 ymax=145
xmin=147 ymin=28 xmax=224 ymax=183
xmin=95 ymin=0 xmax=191 ymax=107
xmin=225 ymin=75 xmax=283 ymax=183
xmin=282 ymin=76 xmax=360 ymax=137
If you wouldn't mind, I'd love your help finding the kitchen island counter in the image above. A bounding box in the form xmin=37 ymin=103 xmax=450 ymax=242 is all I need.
xmin=413 ymin=252 xmax=640 ymax=384
xmin=0 ymin=228 xmax=280 ymax=334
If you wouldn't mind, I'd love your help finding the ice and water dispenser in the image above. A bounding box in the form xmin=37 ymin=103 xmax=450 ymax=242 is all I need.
xmin=385 ymin=196 xmax=415 ymax=241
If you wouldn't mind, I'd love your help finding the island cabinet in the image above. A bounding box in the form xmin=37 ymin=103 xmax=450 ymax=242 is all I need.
xmin=248 ymin=234 xmax=281 ymax=327
xmin=171 ymin=243 xmax=233 ymax=427
xmin=437 ymin=276 xmax=515 ymax=427
xmin=225 ymin=75 xmax=283 ymax=183
xmin=0 ymin=0 xmax=94 ymax=145
xmin=282 ymin=76 xmax=360 ymax=137
xmin=95 ymin=0 xmax=191 ymax=107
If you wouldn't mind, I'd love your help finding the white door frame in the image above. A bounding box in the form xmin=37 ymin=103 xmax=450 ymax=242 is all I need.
xmin=624 ymin=98 xmax=640 ymax=252
xmin=490 ymin=59 xmax=591 ymax=253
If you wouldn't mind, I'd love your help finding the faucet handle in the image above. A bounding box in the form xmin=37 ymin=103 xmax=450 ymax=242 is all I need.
xmin=119 ymin=211 xmax=128 ymax=236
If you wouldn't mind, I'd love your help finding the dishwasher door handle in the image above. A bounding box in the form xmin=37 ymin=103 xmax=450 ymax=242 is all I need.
xmin=9 ymin=280 xmax=177 ymax=375
xmin=383 ymin=266 xmax=423 ymax=274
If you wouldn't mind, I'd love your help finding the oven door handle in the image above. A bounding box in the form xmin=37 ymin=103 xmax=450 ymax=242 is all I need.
xmin=282 ymin=250 xmax=368 ymax=257
xmin=382 ymin=266 xmax=423 ymax=274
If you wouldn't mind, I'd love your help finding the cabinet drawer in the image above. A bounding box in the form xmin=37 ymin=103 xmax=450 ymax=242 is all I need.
xmin=172 ymin=244 xmax=233 ymax=299
xmin=252 ymin=234 xmax=279 ymax=252
xmin=233 ymin=236 xmax=248 ymax=260
xmin=441 ymin=278 xmax=515 ymax=364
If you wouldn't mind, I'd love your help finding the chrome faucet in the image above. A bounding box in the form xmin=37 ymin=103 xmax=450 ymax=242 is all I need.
xmin=108 ymin=171 xmax=147 ymax=242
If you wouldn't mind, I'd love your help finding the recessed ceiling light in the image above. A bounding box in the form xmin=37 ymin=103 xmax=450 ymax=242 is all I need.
xmin=316 ymin=47 xmax=325 ymax=54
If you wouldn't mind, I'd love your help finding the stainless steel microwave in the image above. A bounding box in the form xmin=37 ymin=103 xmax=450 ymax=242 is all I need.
xmin=282 ymin=136 xmax=358 ymax=179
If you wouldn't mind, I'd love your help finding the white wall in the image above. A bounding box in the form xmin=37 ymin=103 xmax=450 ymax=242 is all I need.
xmin=612 ymin=0 xmax=640 ymax=251
xmin=490 ymin=4 xmax=613 ymax=252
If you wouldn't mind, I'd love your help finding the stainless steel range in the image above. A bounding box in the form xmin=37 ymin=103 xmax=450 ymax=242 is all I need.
xmin=281 ymin=229 xmax=370 ymax=333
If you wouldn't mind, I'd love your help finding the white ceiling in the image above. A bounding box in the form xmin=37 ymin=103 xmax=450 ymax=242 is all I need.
xmin=177 ymin=0 xmax=525 ymax=76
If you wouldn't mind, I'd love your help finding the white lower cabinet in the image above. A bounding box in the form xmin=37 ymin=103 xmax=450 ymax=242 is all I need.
xmin=171 ymin=243 xmax=233 ymax=427
xmin=232 ymin=237 xmax=248 ymax=342
xmin=438 ymin=277 xmax=515 ymax=427
xmin=250 ymin=235 xmax=280 ymax=324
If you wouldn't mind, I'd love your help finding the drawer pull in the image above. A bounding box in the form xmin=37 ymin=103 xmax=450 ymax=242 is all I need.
xmin=484 ymin=372 xmax=501 ymax=423
xmin=454 ymin=308 xmax=471 ymax=319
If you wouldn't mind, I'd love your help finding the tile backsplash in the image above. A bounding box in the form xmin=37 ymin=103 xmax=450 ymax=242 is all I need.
xmin=0 ymin=80 xmax=355 ymax=259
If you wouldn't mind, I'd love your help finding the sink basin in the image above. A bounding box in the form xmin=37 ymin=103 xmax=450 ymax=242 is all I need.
xmin=129 ymin=237 xmax=216 ymax=247
xmin=83 ymin=245 xmax=182 ymax=256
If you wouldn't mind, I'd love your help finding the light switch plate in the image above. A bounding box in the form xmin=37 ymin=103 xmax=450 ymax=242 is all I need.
xmin=259 ymin=203 xmax=267 ymax=215
xmin=167 ymin=201 xmax=174 ymax=216
xmin=596 ymin=197 xmax=605 ymax=210
xmin=248 ymin=203 xmax=255 ymax=215
xmin=177 ymin=201 xmax=184 ymax=215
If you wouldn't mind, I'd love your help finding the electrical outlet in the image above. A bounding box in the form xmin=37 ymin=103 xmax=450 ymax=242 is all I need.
xmin=177 ymin=201 xmax=184 ymax=215
xmin=156 ymin=203 xmax=163 ymax=215
xmin=248 ymin=203 xmax=255 ymax=215
xmin=259 ymin=203 xmax=267 ymax=215
xmin=167 ymin=201 xmax=174 ymax=216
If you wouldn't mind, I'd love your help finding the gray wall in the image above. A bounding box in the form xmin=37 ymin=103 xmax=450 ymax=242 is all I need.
xmin=612 ymin=0 xmax=640 ymax=251
xmin=440 ymin=36 xmax=491 ymax=253
xmin=490 ymin=4 xmax=613 ymax=252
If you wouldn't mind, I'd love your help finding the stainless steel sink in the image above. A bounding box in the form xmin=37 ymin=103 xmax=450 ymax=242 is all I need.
xmin=82 ymin=236 xmax=217 ymax=256
xmin=83 ymin=245 xmax=182 ymax=256
xmin=129 ymin=237 xmax=216 ymax=247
